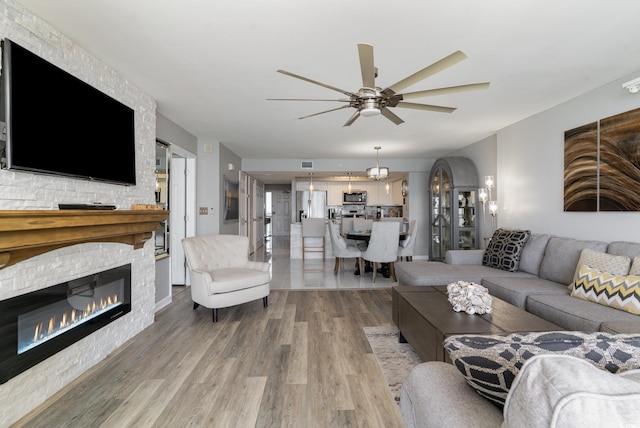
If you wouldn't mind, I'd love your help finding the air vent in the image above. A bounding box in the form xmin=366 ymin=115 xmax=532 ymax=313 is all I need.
xmin=301 ymin=161 xmax=313 ymax=169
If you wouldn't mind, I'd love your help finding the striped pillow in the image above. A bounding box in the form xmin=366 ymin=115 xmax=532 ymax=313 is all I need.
xmin=571 ymin=265 xmax=640 ymax=315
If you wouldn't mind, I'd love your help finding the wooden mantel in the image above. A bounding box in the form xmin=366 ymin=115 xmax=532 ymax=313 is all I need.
xmin=0 ymin=210 xmax=169 ymax=270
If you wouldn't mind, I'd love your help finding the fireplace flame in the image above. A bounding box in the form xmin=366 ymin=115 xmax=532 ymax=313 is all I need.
xmin=30 ymin=294 xmax=120 ymax=347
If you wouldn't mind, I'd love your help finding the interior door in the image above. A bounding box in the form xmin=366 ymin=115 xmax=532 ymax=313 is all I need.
xmin=239 ymin=171 xmax=248 ymax=237
xmin=170 ymin=156 xmax=187 ymax=285
xmin=272 ymin=190 xmax=291 ymax=236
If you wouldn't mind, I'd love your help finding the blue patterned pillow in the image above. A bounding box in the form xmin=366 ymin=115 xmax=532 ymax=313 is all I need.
xmin=444 ymin=331 xmax=640 ymax=407
xmin=482 ymin=228 xmax=531 ymax=272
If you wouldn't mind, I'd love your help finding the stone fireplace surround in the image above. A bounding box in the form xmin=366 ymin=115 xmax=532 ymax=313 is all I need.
xmin=0 ymin=1 xmax=161 ymax=424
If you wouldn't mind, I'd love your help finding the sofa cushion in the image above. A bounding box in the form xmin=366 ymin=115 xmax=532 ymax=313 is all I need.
xmin=481 ymin=277 xmax=568 ymax=309
xmin=517 ymin=233 xmax=553 ymax=275
xmin=571 ymin=265 xmax=640 ymax=315
xmin=394 ymin=261 xmax=535 ymax=286
xmin=572 ymin=248 xmax=631 ymax=282
xmin=608 ymin=241 xmax=640 ymax=259
xmin=526 ymin=293 xmax=640 ymax=331
xmin=482 ymin=228 xmax=531 ymax=272
xmin=444 ymin=331 xmax=640 ymax=408
xmin=538 ymin=237 xmax=608 ymax=285
xmin=631 ymin=257 xmax=640 ymax=275
xmin=503 ymin=354 xmax=640 ymax=428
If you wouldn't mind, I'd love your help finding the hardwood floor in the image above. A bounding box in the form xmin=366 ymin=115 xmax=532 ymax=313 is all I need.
xmin=14 ymin=285 xmax=405 ymax=427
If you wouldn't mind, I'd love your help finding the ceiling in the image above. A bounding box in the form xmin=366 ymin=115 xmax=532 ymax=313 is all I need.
xmin=14 ymin=0 xmax=640 ymax=184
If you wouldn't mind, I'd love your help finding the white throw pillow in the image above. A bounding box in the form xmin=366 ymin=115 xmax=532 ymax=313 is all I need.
xmin=572 ymin=248 xmax=631 ymax=283
xmin=503 ymin=354 xmax=640 ymax=428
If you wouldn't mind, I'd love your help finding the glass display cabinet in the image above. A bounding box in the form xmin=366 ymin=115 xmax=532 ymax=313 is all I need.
xmin=429 ymin=157 xmax=480 ymax=261
xmin=155 ymin=141 xmax=170 ymax=257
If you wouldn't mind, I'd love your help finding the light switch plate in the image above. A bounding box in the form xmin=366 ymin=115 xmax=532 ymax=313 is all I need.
xmin=199 ymin=207 xmax=208 ymax=215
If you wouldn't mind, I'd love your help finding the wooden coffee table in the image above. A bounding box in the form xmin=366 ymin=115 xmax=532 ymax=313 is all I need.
xmin=392 ymin=285 xmax=562 ymax=362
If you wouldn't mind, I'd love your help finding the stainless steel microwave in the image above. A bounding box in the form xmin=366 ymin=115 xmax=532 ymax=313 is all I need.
xmin=343 ymin=192 xmax=366 ymax=203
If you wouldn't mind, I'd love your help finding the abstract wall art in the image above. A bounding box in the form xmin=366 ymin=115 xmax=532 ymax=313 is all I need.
xmin=564 ymin=107 xmax=640 ymax=211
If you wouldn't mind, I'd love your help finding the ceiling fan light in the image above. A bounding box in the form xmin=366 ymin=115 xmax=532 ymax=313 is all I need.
xmin=360 ymin=98 xmax=381 ymax=117
xmin=360 ymin=106 xmax=381 ymax=117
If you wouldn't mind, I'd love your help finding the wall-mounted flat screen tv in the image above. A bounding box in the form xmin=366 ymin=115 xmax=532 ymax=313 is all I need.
xmin=0 ymin=38 xmax=136 ymax=185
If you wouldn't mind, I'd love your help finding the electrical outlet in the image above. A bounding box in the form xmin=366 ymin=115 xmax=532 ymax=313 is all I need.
xmin=199 ymin=207 xmax=208 ymax=215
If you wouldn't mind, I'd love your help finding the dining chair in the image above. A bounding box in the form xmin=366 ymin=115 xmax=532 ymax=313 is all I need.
xmin=181 ymin=234 xmax=270 ymax=322
xmin=328 ymin=221 xmax=364 ymax=275
xmin=398 ymin=219 xmax=418 ymax=262
xmin=341 ymin=217 xmax=360 ymax=247
xmin=362 ymin=221 xmax=400 ymax=282
xmin=302 ymin=218 xmax=326 ymax=267
xmin=353 ymin=218 xmax=373 ymax=232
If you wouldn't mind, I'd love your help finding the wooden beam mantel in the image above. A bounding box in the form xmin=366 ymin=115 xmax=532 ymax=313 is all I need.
xmin=0 ymin=210 xmax=169 ymax=270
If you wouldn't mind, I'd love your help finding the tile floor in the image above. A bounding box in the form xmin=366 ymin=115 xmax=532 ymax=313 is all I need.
xmin=251 ymin=235 xmax=398 ymax=289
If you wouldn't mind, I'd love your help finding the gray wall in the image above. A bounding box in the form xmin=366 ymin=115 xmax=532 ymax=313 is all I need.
xmin=496 ymin=70 xmax=640 ymax=242
xmin=156 ymin=113 xmax=198 ymax=154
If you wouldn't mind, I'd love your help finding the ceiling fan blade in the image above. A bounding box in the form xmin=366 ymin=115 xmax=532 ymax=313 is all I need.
xmin=267 ymin=98 xmax=351 ymax=102
xmin=343 ymin=110 xmax=360 ymax=127
xmin=400 ymin=82 xmax=490 ymax=100
xmin=358 ymin=43 xmax=376 ymax=89
xmin=297 ymin=105 xmax=351 ymax=120
xmin=385 ymin=50 xmax=468 ymax=94
xmin=380 ymin=107 xmax=404 ymax=125
xmin=396 ymin=102 xmax=457 ymax=113
xmin=277 ymin=70 xmax=357 ymax=97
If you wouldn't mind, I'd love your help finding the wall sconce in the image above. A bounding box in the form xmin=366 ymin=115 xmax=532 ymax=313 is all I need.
xmin=489 ymin=200 xmax=498 ymax=231
xmin=478 ymin=175 xmax=497 ymax=235
xmin=478 ymin=188 xmax=488 ymax=204
xmin=489 ymin=200 xmax=498 ymax=216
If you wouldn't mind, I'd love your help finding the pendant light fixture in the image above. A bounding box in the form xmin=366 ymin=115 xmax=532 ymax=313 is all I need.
xmin=309 ymin=172 xmax=314 ymax=192
xmin=366 ymin=146 xmax=389 ymax=181
xmin=348 ymin=172 xmax=352 ymax=192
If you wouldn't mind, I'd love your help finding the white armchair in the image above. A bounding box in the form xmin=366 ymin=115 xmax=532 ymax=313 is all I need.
xmin=362 ymin=221 xmax=400 ymax=282
xmin=181 ymin=234 xmax=270 ymax=322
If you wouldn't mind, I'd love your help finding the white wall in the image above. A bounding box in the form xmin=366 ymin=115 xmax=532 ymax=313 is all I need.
xmin=0 ymin=1 xmax=157 ymax=424
xmin=496 ymin=71 xmax=640 ymax=242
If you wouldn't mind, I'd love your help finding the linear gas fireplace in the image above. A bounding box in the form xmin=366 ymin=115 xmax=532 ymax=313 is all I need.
xmin=0 ymin=264 xmax=131 ymax=383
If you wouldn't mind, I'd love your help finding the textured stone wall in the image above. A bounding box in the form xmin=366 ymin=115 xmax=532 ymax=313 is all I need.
xmin=0 ymin=1 xmax=157 ymax=424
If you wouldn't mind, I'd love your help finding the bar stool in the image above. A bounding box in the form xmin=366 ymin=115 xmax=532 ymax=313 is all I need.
xmin=302 ymin=218 xmax=326 ymax=269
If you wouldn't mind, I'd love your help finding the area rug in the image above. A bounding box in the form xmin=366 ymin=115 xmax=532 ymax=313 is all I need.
xmin=363 ymin=325 xmax=423 ymax=405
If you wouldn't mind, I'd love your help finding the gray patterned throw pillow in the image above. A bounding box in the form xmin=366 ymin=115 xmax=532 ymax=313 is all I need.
xmin=482 ymin=228 xmax=531 ymax=272
xmin=444 ymin=331 xmax=640 ymax=407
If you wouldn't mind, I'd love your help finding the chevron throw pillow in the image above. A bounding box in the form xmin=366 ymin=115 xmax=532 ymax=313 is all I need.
xmin=571 ymin=265 xmax=640 ymax=315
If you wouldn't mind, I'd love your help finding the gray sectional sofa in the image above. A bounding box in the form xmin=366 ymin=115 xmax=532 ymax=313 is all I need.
xmin=395 ymin=233 xmax=640 ymax=333
xmin=396 ymin=232 xmax=640 ymax=427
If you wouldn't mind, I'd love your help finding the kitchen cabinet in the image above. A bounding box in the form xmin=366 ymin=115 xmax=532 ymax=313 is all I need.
xmin=428 ymin=157 xmax=479 ymax=261
xmin=327 ymin=182 xmax=344 ymax=205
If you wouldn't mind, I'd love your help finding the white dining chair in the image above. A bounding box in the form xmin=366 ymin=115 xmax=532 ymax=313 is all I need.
xmin=353 ymin=218 xmax=374 ymax=232
xmin=362 ymin=221 xmax=400 ymax=282
xmin=328 ymin=221 xmax=364 ymax=275
xmin=398 ymin=219 xmax=418 ymax=262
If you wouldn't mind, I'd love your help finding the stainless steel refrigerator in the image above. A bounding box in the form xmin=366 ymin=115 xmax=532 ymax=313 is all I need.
xmin=296 ymin=191 xmax=327 ymax=220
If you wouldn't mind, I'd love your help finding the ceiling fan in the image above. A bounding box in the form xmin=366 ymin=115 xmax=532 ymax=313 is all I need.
xmin=269 ymin=44 xmax=489 ymax=126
